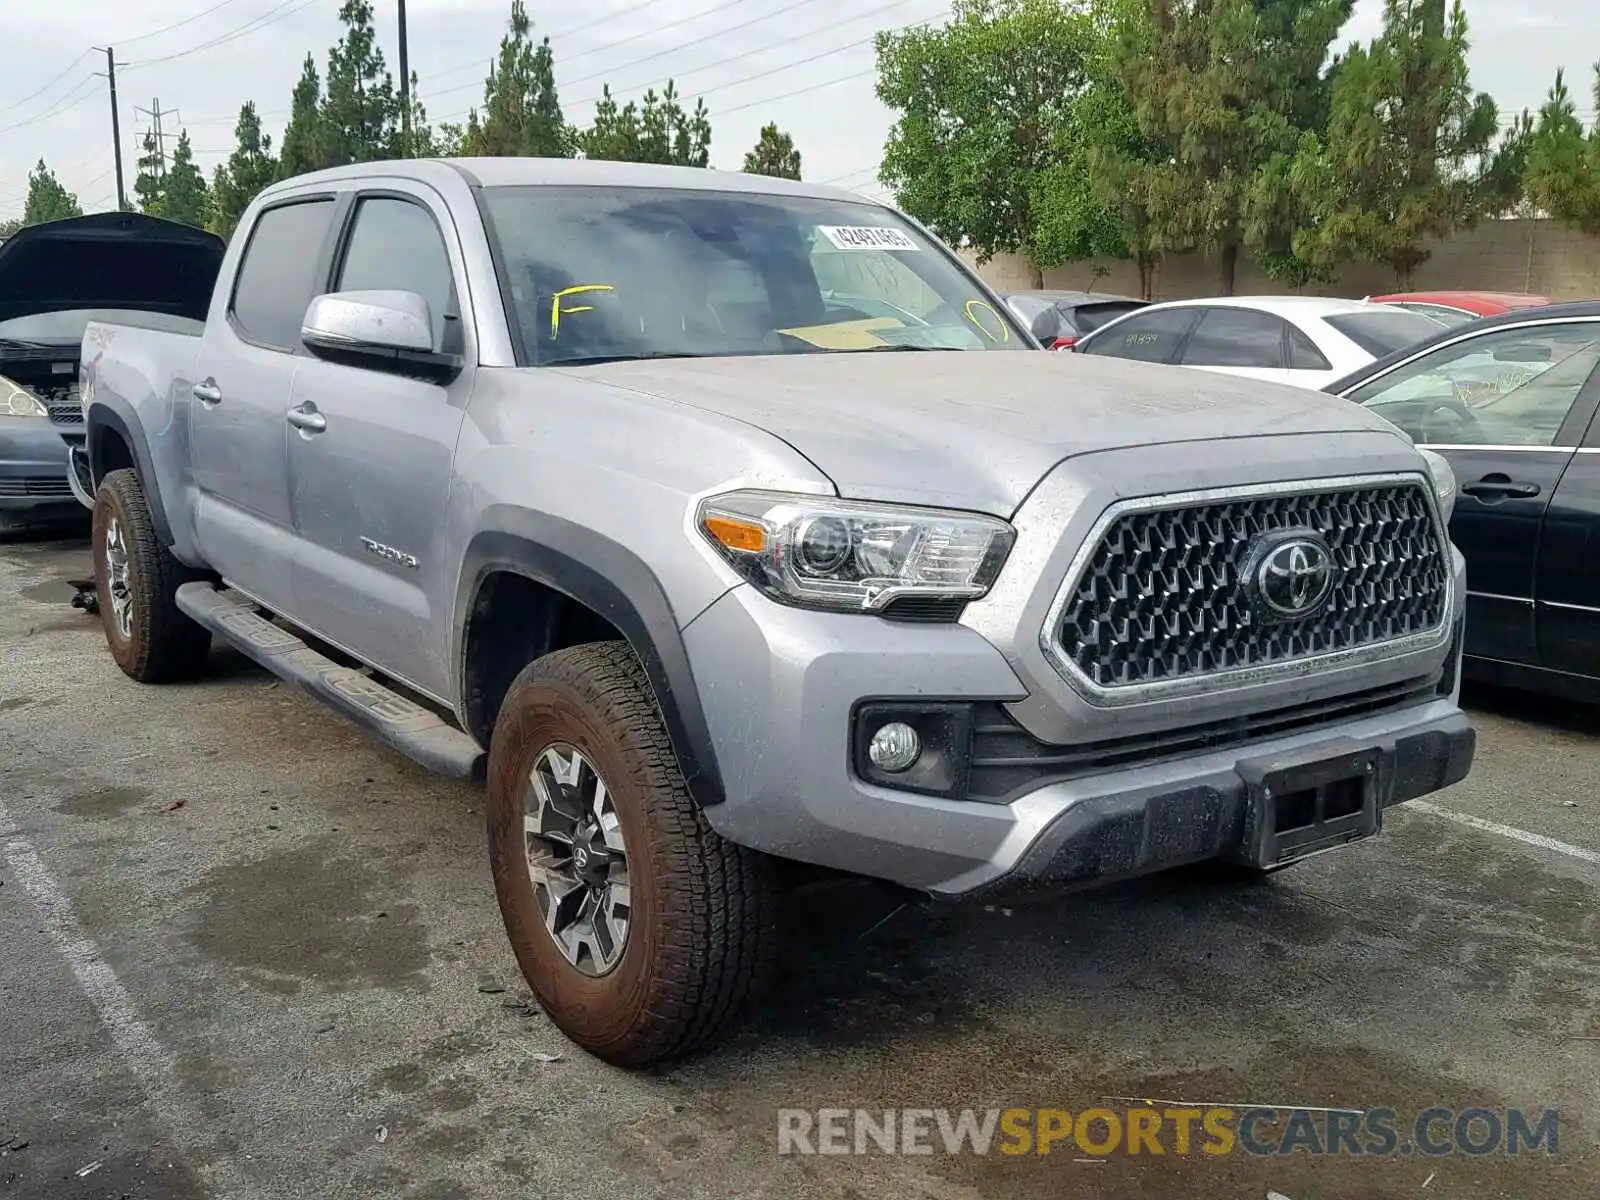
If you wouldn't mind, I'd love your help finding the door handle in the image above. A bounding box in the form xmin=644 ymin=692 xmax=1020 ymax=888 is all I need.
xmin=1461 ymin=474 xmax=1540 ymax=500
xmin=286 ymin=404 xmax=327 ymax=434
xmin=192 ymin=379 xmax=222 ymax=405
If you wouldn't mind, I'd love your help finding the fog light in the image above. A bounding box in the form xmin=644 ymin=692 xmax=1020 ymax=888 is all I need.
xmin=867 ymin=722 xmax=922 ymax=773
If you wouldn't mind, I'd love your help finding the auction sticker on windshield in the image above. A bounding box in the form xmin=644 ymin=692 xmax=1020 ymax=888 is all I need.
xmin=817 ymin=226 xmax=919 ymax=251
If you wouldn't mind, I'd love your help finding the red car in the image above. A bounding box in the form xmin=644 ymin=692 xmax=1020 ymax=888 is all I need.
xmin=1367 ymin=290 xmax=1553 ymax=327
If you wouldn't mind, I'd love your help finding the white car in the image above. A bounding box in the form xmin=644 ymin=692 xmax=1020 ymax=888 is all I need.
xmin=1072 ymin=296 xmax=1444 ymax=389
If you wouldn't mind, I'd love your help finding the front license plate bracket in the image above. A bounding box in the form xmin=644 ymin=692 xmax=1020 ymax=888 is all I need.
xmin=1233 ymin=741 xmax=1382 ymax=868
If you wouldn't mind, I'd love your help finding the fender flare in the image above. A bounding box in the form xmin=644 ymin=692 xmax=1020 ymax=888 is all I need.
xmin=85 ymin=401 xmax=176 ymax=547
xmin=453 ymin=514 xmax=726 ymax=809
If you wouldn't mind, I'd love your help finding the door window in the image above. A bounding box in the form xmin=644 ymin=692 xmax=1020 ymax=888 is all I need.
xmin=230 ymin=199 xmax=339 ymax=350
xmin=1349 ymin=322 xmax=1600 ymax=446
xmin=1080 ymin=309 xmax=1198 ymax=363
xmin=336 ymin=197 xmax=457 ymax=350
xmin=1179 ymin=308 xmax=1288 ymax=369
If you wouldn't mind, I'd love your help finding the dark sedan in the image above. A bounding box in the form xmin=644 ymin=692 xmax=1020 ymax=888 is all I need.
xmin=1325 ymin=301 xmax=1600 ymax=701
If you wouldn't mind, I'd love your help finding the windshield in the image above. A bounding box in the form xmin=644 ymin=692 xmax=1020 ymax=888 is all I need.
xmin=0 ymin=309 xmax=206 ymax=344
xmin=480 ymin=186 xmax=1026 ymax=366
xmin=1323 ymin=310 xmax=1443 ymax=358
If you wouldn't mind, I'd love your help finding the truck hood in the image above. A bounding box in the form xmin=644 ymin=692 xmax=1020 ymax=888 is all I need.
xmin=0 ymin=212 xmax=224 ymax=325
xmin=558 ymin=352 xmax=1411 ymax=516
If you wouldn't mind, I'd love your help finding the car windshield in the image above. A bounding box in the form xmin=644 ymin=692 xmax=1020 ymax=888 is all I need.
xmin=480 ymin=186 xmax=1027 ymax=366
xmin=1323 ymin=310 xmax=1443 ymax=357
xmin=0 ymin=309 xmax=205 ymax=344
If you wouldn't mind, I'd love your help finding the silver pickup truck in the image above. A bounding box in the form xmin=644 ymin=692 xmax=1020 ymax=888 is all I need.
xmin=76 ymin=157 xmax=1474 ymax=1065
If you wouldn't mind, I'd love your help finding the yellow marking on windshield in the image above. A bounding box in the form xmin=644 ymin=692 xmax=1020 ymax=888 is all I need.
xmin=551 ymin=284 xmax=615 ymax=336
xmin=964 ymin=300 xmax=1009 ymax=343
xmin=777 ymin=317 xmax=904 ymax=350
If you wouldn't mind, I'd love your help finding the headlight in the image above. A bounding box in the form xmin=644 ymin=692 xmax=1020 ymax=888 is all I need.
xmin=1419 ymin=448 xmax=1457 ymax=523
xmin=1 ymin=376 xmax=48 ymax=418
xmin=697 ymin=490 xmax=1015 ymax=613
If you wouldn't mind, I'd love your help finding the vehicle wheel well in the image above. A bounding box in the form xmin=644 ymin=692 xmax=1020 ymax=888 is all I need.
xmin=461 ymin=570 xmax=623 ymax=747
xmin=92 ymin=424 xmax=136 ymax=486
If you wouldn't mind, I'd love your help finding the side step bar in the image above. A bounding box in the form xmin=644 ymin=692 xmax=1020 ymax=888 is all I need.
xmin=175 ymin=583 xmax=484 ymax=778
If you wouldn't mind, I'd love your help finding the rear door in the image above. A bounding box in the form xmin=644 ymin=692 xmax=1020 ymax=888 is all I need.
xmin=285 ymin=185 xmax=473 ymax=700
xmin=1536 ymin=382 xmax=1600 ymax=681
xmin=189 ymin=195 xmax=340 ymax=611
xmin=1174 ymin=306 xmax=1291 ymax=384
xmin=1346 ymin=318 xmax=1600 ymax=666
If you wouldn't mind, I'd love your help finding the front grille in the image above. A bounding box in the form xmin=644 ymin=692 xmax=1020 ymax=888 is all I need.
xmin=1054 ymin=480 xmax=1450 ymax=690
xmin=0 ymin=476 xmax=73 ymax=497
xmin=48 ymin=401 xmax=83 ymax=426
xmin=967 ymin=675 xmax=1440 ymax=802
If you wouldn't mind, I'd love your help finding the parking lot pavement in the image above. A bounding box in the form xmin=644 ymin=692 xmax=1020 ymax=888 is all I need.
xmin=2 ymin=535 xmax=1597 ymax=1200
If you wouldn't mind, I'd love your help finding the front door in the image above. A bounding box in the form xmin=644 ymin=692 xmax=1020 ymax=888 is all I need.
xmin=1347 ymin=318 xmax=1600 ymax=666
xmin=189 ymin=196 xmax=341 ymax=611
xmin=286 ymin=189 xmax=472 ymax=700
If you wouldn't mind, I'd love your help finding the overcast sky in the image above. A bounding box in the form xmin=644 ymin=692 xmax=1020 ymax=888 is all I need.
xmin=0 ymin=0 xmax=1592 ymax=220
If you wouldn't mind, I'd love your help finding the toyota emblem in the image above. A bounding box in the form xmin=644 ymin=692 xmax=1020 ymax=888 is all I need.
xmin=1253 ymin=534 xmax=1335 ymax=620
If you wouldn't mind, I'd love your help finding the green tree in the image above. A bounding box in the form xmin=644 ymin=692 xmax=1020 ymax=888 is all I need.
xmin=0 ymin=217 xmax=21 ymax=239
xmin=465 ymin=0 xmax=569 ymax=157
xmin=321 ymin=0 xmax=401 ymax=165
xmin=22 ymin=160 xmax=81 ymax=225
xmin=576 ymin=80 xmax=709 ymax=166
xmin=1290 ymin=0 xmax=1503 ymax=287
xmin=209 ymin=102 xmax=279 ymax=237
xmin=1523 ymin=66 xmax=1600 ymax=234
xmin=160 ymin=131 xmax=209 ymax=228
xmin=402 ymin=72 xmax=444 ymax=156
xmin=1115 ymin=0 xmax=1353 ymax=294
xmin=743 ymin=123 xmax=801 ymax=179
xmin=133 ymin=129 xmax=166 ymax=215
xmin=876 ymin=0 xmax=1096 ymax=287
xmin=280 ymin=53 xmax=330 ymax=177
xmin=1031 ymin=0 xmax=1162 ymax=290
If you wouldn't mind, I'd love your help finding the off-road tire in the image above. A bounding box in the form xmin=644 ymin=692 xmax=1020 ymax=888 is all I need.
xmin=92 ymin=469 xmax=211 ymax=682
xmin=486 ymin=641 xmax=776 ymax=1066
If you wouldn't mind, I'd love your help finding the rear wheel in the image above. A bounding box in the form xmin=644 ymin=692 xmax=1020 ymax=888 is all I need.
xmin=91 ymin=469 xmax=211 ymax=682
xmin=486 ymin=641 xmax=775 ymax=1066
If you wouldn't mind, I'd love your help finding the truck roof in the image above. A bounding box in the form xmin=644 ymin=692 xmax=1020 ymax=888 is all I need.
xmin=258 ymin=156 xmax=882 ymax=207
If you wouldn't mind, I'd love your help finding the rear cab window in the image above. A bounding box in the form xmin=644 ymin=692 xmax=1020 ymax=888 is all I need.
xmin=230 ymin=199 xmax=340 ymax=350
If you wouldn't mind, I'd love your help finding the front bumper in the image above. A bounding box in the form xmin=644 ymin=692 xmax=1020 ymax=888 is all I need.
xmin=684 ymin=559 xmax=1471 ymax=898
xmin=0 ymin=416 xmax=79 ymax=520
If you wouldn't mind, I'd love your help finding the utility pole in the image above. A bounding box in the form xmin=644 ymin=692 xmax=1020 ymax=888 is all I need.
xmin=397 ymin=0 xmax=412 ymax=156
xmin=93 ymin=47 xmax=128 ymax=211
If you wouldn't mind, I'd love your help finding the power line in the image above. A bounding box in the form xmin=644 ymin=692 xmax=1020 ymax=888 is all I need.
xmin=118 ymin=0 xmax=256 ymax=48
xmin=123 ymin=0 xmax=324 ymax=70
xmin=0 ymin=74 xmax=102 ymax=136
xmin=567 ymin=0 xmax=920 ymax=106
xmin=421 ymin=0 xmax=725 ymax=88
xmin=0 ymin=50 xmax=96 ymax=117
xmin=422 ymin=0 xmax=823 ymax=105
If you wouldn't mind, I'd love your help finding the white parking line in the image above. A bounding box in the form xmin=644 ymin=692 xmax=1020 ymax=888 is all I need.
xmin=0 ymin=805 xmax=244 ymax=1197
xmin=1407 ymin=800 xmax=1600 ymax=867
xmin=0 ymin=828 xmax=174 ymax=1080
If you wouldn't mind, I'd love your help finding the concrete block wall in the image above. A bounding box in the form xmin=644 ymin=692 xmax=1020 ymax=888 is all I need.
xmin=965 ymin=218 xmax=1600 ymax=301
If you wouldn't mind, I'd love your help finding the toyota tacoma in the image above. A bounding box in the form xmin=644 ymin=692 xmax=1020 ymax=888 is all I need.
xmin=74 ymin=158 xmax=1474 ymax=1064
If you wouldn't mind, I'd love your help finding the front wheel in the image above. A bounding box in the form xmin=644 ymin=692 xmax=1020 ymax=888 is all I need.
xmin=91 ymin=469 xmax=211 ymax=682
xmin=485 ymin=641 xmax=775 ymax=1066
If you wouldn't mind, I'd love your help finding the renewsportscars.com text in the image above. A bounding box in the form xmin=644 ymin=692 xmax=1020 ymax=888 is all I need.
xmin=776 ymin=1106 xmax=1560 ymax=1158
